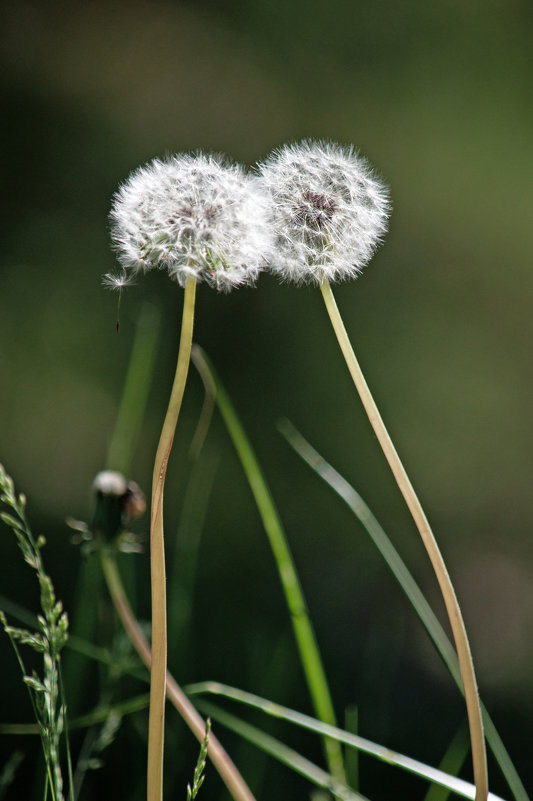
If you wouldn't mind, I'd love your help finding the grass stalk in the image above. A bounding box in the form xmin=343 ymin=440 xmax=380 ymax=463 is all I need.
xmin=191 ymin=346 xmax=345 ymax=783
xmin=187 ymin=682 xmax=506 ymax=801
xmin=100 ymin=550 xmax=257 ymax=801
xmin=320 ymin=279 xmax=488 ymax=801
xmin=168 ymin=447 xmax=219 ymax=674
xmin=64 ymin=303 xmax=160 ymax=721
xmin=107 ymin=302 xmax=161 ymax=474
xmin=148 ymin=276 xmax=196 ymax=801
xmin=280 ymin=420 xmax=528 ymax=801
xmin=192 ymin=699 xmax=367 ymax=801
xmin=424 ymin=724 xmax=470 ymax=801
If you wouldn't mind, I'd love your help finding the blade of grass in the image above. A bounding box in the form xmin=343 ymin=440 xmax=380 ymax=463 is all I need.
xmin=191 ymin=345 xmax=345 ymax=783
xmin=168 ymin=336 xmax=220 ymax=672
xmin=279 ymin=418 xmax=528 ymax=801
xmin=424 ymin=724 xmax=470 ymax=801
xmin=106 ymin=302 xmax=161 ymax=475
xmin=76 ymin=295 xmax=253 ymax=800
xmin=106 ymin=302 xmax=161 ymax=613
xmin=100 ymin=549 xmax=257 ymax=801
xmin=0 ymin=598 xmax=147 ymax=683
xmin=186 ymin=682 xmax=507 ymax=801
xmin=168 ymin=447 xmax=219 ymax=674
xmin=192 ymin=699 xmax=369 ymax=801
xmin=63 ymin=303 xmax=160 ymax=716
xmin=279 ymin=419 xmax=459 ymax=675
xmin=321 ymin=280 xmax=487 ymax=801
xmin=0 ymin=750 xmax=24 ymax=799
xmin=344 ymin=705 xmax=359 ymax=792
xmin=0 ymin=694 xmax=151 ymax=735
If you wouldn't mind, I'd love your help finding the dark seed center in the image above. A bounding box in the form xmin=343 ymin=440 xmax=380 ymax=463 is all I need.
xmin=293 ymin=190 xmax=337 ymax=230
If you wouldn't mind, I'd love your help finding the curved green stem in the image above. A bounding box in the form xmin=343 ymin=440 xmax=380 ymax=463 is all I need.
xmin=320 ymin=279 xmax=488 ymax=801
xmin=148 ymin=277 xmax=196 ymax=801
xmin=191 ymin=346 xmax=345 ymax=784
xmin=100 ymin=551 xmax=257 ymax=801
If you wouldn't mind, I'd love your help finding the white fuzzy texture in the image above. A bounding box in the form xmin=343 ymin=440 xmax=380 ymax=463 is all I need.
xmin=257 ymin=140 xmax=390 ymax=284
xmin=93 ymin=470 xmax=127 ymax=497
xmin=109 ymin=153 xmax=271 ymax=291
xmin=102 ymin=272 xmax=135 ymax=291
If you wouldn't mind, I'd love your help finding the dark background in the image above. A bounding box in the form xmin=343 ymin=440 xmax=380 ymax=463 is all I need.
xmin=1 ymin=1 xmax=532 ymax=799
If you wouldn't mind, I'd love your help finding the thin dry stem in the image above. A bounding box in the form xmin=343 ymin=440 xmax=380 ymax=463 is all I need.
xmin=100 ymin=552 xmax=257 ymax=801
xmin=320 ymin=279 xmax=488 ymax=801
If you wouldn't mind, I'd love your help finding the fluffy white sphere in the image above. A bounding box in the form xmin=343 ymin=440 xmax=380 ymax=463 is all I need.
xmin=93 ymin=470 xmax=127 ymax=497
xmin=257 ymin=140 xmax=390 ymax=284
xmin=109 ymin=153 xmax=271 ymax=291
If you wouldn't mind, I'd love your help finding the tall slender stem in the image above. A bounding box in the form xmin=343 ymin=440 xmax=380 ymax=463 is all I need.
xmin=191 ymin=346 xmax=346 ymax=784
xmin=148 ymin=277 xmax=196 ymax=801
xmin=100 ymin=552 xmax=257 ymax=801
xmin=320 ymin=279 xmax=488 ymax=801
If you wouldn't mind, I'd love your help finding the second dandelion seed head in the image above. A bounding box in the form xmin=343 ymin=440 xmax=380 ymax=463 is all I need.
xmin=257 ymin=140 xmax=390 ymax=284
xmin=108 ymin=153 xmax=272 ymax=292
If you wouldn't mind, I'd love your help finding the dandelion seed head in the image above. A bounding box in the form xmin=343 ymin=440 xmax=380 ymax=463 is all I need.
xmin=93 ymin=470 xmax=127 ymax=497
xmin=257 ymin=140 xmax=390 ymax=284
xmin=110 ymin=153 xmax=271 ymax=291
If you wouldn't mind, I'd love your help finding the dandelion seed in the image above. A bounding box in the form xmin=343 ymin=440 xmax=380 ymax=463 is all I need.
xmin=102 ymin=273 xmax=133 ymax=331
xmin=257 ymin=140 xmax=390 ymax=284
xmin=102 ymin=273 xmax=134 ymax=291
xmin=109 ymin=153 xmax=271 ymax=291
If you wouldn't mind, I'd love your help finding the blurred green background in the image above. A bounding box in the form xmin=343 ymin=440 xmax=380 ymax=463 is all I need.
xmin=1 ymin=1 xmax=532 ymax=799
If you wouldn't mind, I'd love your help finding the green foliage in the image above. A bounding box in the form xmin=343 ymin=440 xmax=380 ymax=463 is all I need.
xmin=192 ymin=345 xmax=346 ymax=783
xmin=187 ymin=682 xmax=490 ymax=801
xmin=0 ymin=464 xmax=70 ymax=801
xmin=0 ymin=751 xmax=24 ymax=800
xmin=279 ymin=422 xmax=529 ymax=801
xmin=191 ymin=699 xmax=364 ymax=801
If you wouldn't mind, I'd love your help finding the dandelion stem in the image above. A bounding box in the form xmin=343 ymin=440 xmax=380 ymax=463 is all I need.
xmin=148 ymin=276 xmax=196 ymax=801
xmin=320 ymin=279 xmax=488 ymax=801
xmin=100 ymin=551 xmax=257 ymax=801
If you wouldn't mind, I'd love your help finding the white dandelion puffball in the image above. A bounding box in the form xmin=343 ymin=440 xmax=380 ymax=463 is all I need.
xmin=257 ymin=140 xmax=390 ymax=284
xmin=93 ymin=470 xmax=127 ymax=497
xmin=109 ymin=153 xmax=271 ymax=291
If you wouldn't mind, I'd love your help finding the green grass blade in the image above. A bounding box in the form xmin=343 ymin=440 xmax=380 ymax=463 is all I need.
xmin=344 ymin=705 xmax=359 ymax=792
xmin=279 ymin=419 xmax=528 ymax=801
xmin=64 ymin=303 xmax=160 ymax=713
xmin=192 ymin=699 xmax=369 ymax=801
xmin=168 ymin=447 xmax=219 ymax=674
xmin=0 ymin=751 xmax=24 ymax=799
xmin=279 ymin=418 xmax=459 ymax=677
xmin=191 ymin=346 xmax=345 ymax=783
xmin=1 ymin=696 xmax=151 ymax=734
xmin=0 ymin=597 xmax=39 ymax=628
xmin=106 ymin=302 xmax=161 ymax=474
xmin=424 ymin=724 xmax=470 ymax=801
xmin=186 ymin=682 xmax=507 ymax=801
xmin=0 ymin=693 xmax=151 ymax=736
